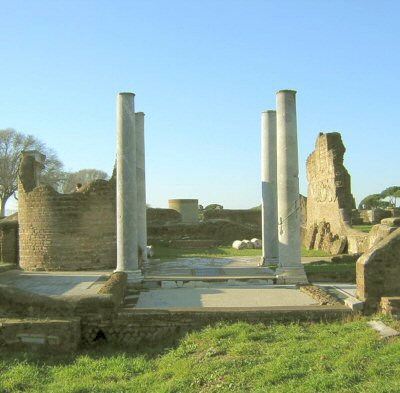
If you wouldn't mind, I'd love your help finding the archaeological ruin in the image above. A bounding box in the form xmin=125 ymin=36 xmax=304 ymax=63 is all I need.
xmin=1 ymin=88 xmax=399 ymax=353
xmin=18 ymin=150 xmax=117 ymax=270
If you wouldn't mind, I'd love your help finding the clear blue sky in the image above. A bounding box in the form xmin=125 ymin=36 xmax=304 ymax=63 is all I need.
xmin=1 ymin=0 xmax=399 ymax=209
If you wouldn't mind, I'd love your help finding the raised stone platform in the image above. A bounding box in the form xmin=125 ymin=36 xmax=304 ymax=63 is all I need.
xmin=0 ymin=270 xmax=108 ymax=297
xmin=135 ymin=285 xmax=320 ymax=308
xmin=0 ymin=261 xmax=356 ymax=350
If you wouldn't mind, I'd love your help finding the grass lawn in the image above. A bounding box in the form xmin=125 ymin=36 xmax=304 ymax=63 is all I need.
xmin=304 ymin=260 xmax=356 ymax=275
xmin=153 ymin=245 xmax=330 ymax=259
xmin=1 ymin=319 xmax=399 ymax=392
xmin=353 ymin=225 xmax=374 ymax=233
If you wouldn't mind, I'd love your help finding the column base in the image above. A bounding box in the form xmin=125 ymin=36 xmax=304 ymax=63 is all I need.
xmin=114 ymin=269 xmax=143 ymax=283
xmin=275 ymin=265 xmax=308 ymax=284
xmin=258 ymin=256 xmax=279 ymax=267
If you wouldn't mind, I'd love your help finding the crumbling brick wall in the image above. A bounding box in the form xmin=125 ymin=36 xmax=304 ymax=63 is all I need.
xmin=306 ymin=132 xmax=353 ymax=235
xmin=304 ymin=132 xmax=366 ymax=254
xmin=0 ymin=213 xmax=18 ymax=264
xmin=18 ymin=154 xmax=116 ymax=271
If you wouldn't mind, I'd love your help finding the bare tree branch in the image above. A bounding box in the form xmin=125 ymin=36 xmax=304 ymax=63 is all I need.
xmin=0 ymin=128 xmax=65 ymax=216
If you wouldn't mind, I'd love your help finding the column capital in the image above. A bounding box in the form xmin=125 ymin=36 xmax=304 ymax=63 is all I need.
xmin=276 ymin=89 xmax=297 ymax=95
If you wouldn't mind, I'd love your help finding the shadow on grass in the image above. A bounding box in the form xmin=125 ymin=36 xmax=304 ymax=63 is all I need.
xmin=305 ymin=260 xmax=356 ymax=283
xmin=0 ymin=337 xmax=183 ymax=368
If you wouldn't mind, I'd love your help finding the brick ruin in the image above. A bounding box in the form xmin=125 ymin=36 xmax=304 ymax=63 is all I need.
xmin=18 ymin=151 xmax=117 ymax=271
xmin=15 ymin=150 xmax=266 ymax=270
xmin=4 ymin=131 xmax=396 ymax=274
xmin=304 ymin=132 xmax=367 ymax=254
xmin=0 ymin=213 xmax=18 ymax=264
xmin=306 ymin=132 xmax=353 ymax=233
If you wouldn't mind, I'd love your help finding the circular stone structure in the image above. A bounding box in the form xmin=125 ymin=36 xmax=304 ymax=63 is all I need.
xmin=168 ymin=199 xmax=199 ymax=224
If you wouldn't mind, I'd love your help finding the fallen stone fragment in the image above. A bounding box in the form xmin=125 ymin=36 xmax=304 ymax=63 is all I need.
xmin=251 ymin=238 xmax=262 ymax=249
xmin=232 ymin=240 xmax=246 ymax=250
xmin=367 ymin=320 xmax=400 ymax=339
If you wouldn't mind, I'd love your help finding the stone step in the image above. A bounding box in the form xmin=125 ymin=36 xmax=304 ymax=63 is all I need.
xmin=125 ymin=293 xmax=140 ymax=301
xmin=141 ymin=277 xmax=277 ymax=289
xmin=144 ymin=275 xmax=277 ymax=281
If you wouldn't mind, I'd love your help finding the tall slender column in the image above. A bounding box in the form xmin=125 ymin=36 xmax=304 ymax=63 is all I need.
xmin=135 ymin=112 xmax=148 ymax=265
xmin=276 ymin=90 xmax=307 ymax=283
xmin=260 ymin=110 xmax=279 ymax=265
xmin=115 ymin=92 xmax=142 ymax=281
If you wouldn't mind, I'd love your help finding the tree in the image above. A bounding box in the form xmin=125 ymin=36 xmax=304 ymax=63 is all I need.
xmin=61 ymin=169 xmax=109 ymax=193
xmin=380 ymin=186 xmax=400 ymax=207
xmin=358 ymin=194 xmax=384 ymax=209
xmin=204 ymin=204 xmax=223 ymax=211
xmin=0 ymin=128 xmax=65 ymax=216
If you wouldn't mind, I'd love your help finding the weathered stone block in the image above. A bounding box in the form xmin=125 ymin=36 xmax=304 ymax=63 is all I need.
xmin=0 ymin=318 xmax=81 ymax=352
xmin=356 ymin=227 xmax=400 ymax=312
xmin=303 ymin=224 xmax=318 ymax=250
xmin=381 ymin=217 xmax=400 ymax=227
xmin=330 ymin=237 xmax=347 ymax=255
xmin=232 ymin=240 xmax=246 ymax=250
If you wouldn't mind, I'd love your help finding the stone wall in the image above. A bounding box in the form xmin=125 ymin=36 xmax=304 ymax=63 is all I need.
xmin=0 ymin=273 xmax=350 ymax=351
xmin=168 ymin=199 xmax=199 ymax=224
xmin=368 ymin=217 xmax=400 ymax=249
xmin=148 ymin=220 xmax=260 ymax=243
xmin=0 ymin=318 xmax=81 ymax=352
xmin=356 ymin=227 xmax=400 ymax=312
xmin=203 ymin=209 xmax=261 ymax=227
xmin=359 ymin=208 xmax=392 ymax=225
xmin=81 ymin=307 xmax=350 ymax=346
xmin=0 ymin=213 xmax=18 ymax=264
xmin=147 ymin=208 xmax=182 ymax=225
xmin=18 ymin=153 xmax=117 ymax=271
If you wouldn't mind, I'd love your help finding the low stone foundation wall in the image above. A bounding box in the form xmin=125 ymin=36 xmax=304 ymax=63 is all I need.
xmin=203 ymin=209 xmax=261 ymax=227
xmin=0 ymin=318 xmax=81 ymax=352
xmin=147 ymin=208 xmax=181 ymax=225
xmin=359 ymin=209 xmax=391 ymax=224
xmin=148 ymin=220 xmax=260 ymax=243
xmin=81 ymin=307 xmax=351 ymax=346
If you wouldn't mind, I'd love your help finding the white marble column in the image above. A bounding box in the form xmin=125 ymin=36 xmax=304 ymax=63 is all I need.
xmin=260 ymin=110 xmax=279 ymax=266
xmin=276 ymin=90 xmax=307 ymax=283
xmin=135 ymin=112 xmax=148 ymax=265
xmin=115 ymin=92 xmax=142 ymax=281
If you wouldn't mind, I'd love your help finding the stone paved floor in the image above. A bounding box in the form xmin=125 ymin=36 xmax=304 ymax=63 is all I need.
xmin=144 ymin=256 xmax=332 ymax=278
xmin=135 ymin=285 xmax=320 ymax=308
xmin=0 ymin=270 xmax=109 ymax=297
xmin=0 ymin=256 xmax=356 ymax=310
